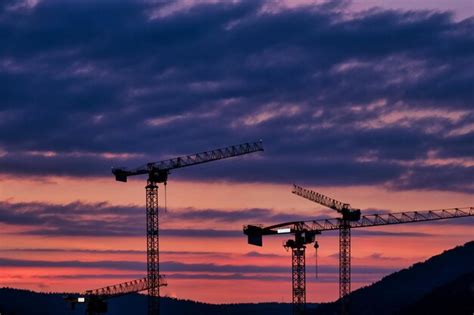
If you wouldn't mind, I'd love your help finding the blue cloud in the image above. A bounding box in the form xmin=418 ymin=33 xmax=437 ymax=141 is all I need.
xmin=0 ymin=0 xmax=473 ymax=192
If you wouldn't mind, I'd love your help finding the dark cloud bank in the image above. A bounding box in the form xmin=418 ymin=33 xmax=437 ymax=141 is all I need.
xmin=0 ymin=0 xmax=473 ymax=192
xmin=1 ymin=200 xmax=471 ymax=237
xmin=0 ymin=256 xmax=396 ymax=276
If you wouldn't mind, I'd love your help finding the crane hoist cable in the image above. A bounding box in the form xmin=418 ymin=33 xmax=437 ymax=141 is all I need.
xmin=163 ymin=182 xmax=167 ymax=214
xmin=314 ymin=242 xmax=319 ymax=279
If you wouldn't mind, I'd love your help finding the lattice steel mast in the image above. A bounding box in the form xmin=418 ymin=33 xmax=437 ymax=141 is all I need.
xmin=339 ymin=220 xmax=350 ymax=314
xmin=112 ymin=141 xmax=264 ymax=315
xmin=244 ymin=207 xmax=474 ymax=314
xmin=291 ymin=245 xmax=305 ymax=314
xmin=283 ymin=230 xmax=319 ymax=315
xmin=146 ymin=180 xmax=159 ymax=315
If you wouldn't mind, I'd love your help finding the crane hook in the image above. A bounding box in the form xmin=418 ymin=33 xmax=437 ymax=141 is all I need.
xmin=314 ymin=241 xmax=319 ymax=279
xmin=163 ymin=181 xmax=167 ymax=214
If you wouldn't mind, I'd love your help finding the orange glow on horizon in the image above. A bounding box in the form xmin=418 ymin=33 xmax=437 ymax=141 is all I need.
xmin=1 ymin=176 xmax=473 ymax=303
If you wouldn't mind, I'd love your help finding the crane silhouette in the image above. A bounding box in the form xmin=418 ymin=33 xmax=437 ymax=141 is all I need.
xmin=65 ymin=276 xmax=167 ymax=315
xmin=244 ymin=206 xmax=474 ymax=315
xmin=112 ymin=141 xmax=263 ymax=315
xmin=292 ymin=184 xmax=360 ymax=313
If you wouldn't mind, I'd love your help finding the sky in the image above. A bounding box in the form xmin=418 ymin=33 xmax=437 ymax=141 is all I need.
xmin=1 ymin=0 xmax=474 ymax=304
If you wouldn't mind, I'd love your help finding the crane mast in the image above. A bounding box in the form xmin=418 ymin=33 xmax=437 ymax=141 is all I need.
xmin=283 ymin=229 xmax=319 ymax=315
xmin=146 ymin=179 xmax=159 ymax=315
xmin=244 ymin=207 xmax=474 ymax=315
xmin=113 ymin=141 xmax=263 ymax=315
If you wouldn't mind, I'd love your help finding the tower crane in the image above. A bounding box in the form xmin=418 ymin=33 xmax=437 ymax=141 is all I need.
xmin=112 ymin=141 xmax=264 ymax=315
xmin=292 ymin=184 xmax=360 ymax=312
xmin=244 ymin=207 xmax=474 ymax=315
xmin=65 ymin=276 xmax=167 ymax=315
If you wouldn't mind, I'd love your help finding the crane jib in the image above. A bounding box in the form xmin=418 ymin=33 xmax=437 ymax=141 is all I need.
xmin=244 ymin=207 xmax=474 ymax=237
xmin=112 ymin=140 xmax=263 ymax=182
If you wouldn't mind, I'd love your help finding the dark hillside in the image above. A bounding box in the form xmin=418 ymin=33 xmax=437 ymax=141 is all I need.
xmin=398 ymin=270 xmax=474 ymax=315
xmin=317 ymin=241 xmax=474 ymax=315
xmin=0 ymin=288 xmax=301 ymax=315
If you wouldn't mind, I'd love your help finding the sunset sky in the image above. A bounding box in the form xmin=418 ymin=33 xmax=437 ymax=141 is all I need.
xmin=1 ymin=0 xmax=474 ymax=304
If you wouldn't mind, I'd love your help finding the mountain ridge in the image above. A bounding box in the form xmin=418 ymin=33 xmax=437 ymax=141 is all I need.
xmin=317 ymin=240 xmax=474 ymax=314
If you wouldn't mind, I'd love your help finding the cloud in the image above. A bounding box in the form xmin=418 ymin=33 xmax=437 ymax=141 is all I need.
xmin=0 ymin=247 xmax=265 ymax=259
xmin=364 ymin=253 xmax=411 ymax=261
xmin=166 ymin=207 xmax=326 ymax=224
xmin=244 ymin=251 xmax=282 ymax=258
xmin=28 ymin=272 xmax=384 ymax=284
xmin=0 ymin=257 xmax=145 ymax=271
xmin=1 ymin=200 xmax=471 ymax=238
xmin=0 ymin=200 xmax=144 ymax=236
xmin=0 ymin=200 xmax=320 ymax=237
xmin=0 ymin=0 xmax=472 ymax=192
xmin=391 ymin=164 xmax=474 ymax=192
xmin=34 ymin=273 xmax=145 ymax=280
xmin=0 ymin=257 xmax=396 ymax=275
xmin=0 ymin=248 xmax=145 ymax=254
